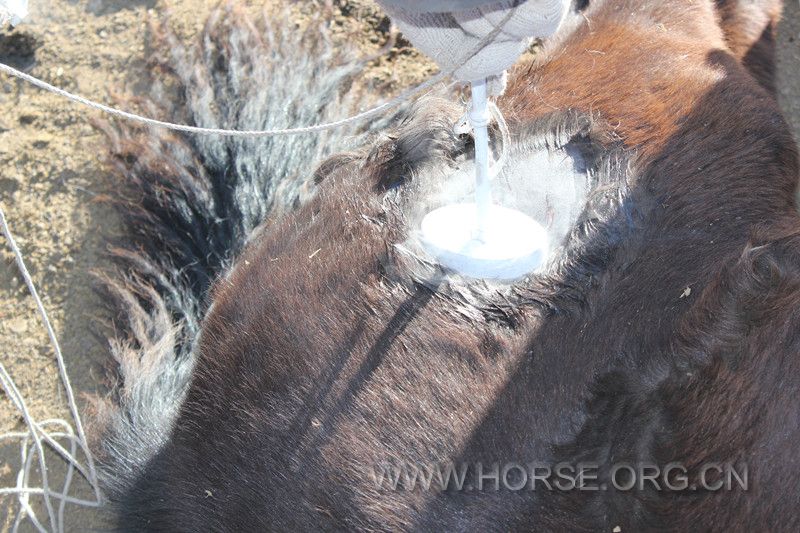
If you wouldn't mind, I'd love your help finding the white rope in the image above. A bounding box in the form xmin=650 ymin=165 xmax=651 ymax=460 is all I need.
xmin=0 ymin=364 xmax=57 ymax=530
xmin=0 ymin=206 xmax=103 ymax=533
xmin=0 ymin=8 xmax=517 ymax=137
xmin=0 ymin=61 xmax=451 ymax=137
xmin=0 ymin=206 xmax=100 ymax=495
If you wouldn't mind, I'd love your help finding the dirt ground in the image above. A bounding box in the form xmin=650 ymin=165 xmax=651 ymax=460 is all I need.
xmin=0 ymin=0 xmax=798 ymax=530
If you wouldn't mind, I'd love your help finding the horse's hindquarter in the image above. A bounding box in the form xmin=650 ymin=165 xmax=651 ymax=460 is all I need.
xmin=120 ymin=0 xmax=800 ymax=531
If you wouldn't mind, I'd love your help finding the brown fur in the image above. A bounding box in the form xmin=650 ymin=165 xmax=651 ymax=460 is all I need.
xmin=102 ymin=1 xmax=800 ymax=531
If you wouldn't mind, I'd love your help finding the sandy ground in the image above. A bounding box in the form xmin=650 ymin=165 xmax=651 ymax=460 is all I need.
xmin=0 ymin=0 xmax=798 ymax=530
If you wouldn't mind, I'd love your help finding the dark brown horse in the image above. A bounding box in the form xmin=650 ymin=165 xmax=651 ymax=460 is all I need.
xmin=94 ymin=1 xmax=800 ymax=530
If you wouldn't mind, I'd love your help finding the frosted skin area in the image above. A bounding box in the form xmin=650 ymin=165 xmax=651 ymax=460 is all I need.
xmin=418 ymin=80 xmax=554 ymax=280
xmin=408 ymin=141 xmax=590 ymax=282
xmin=421 ymin=80 xmax=549 ymax=280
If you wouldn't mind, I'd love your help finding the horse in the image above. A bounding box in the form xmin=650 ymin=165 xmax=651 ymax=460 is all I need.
xmin=92 ymin=1 xmax=800 ymax=530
